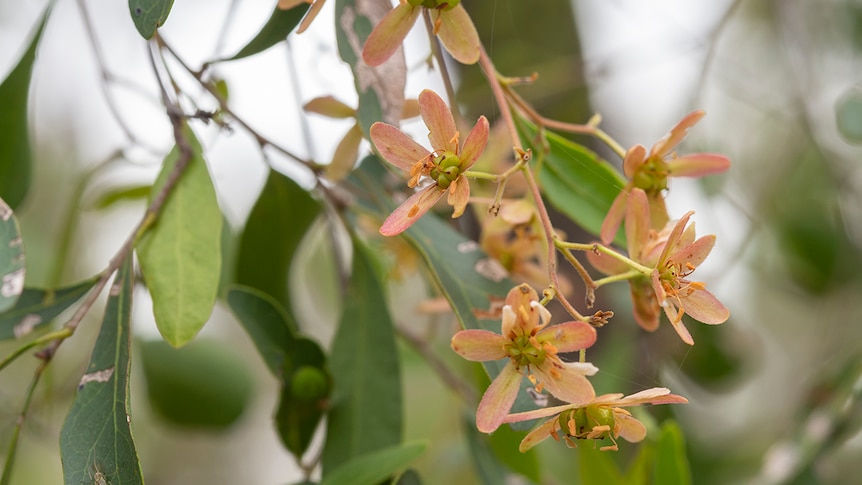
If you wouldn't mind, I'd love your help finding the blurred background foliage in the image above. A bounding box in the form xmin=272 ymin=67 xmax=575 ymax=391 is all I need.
xmin=1 ymin=0 xmax=862 ymax=484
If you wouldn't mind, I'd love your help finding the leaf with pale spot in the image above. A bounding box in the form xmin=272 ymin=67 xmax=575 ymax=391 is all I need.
xmin=0 ymin=198 xmax=24 ymax=313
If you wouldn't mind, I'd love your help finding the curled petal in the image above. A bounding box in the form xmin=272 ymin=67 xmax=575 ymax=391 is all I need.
xmin=601 ymin=188 xmax=629 ymax=245
xmin=625 ymin=188 xmax=650 ymax=261
xmin=379 ymin=185 xmax=445 ymax=236
xmin=501 ymin=305 xmax=517 ymax=337
xmin=519 ymin=417 xmax=559 ymax=452
xmin=362 ymin=4 xmax=420 ymax=66
xmin=476 ymin=363 xmax=522 ymax=433
xmin=419 ymin=89 xmax=459 ymax=153
xmin=666 ymin=153 xmax=730 ymax=177
xmin=460 ymin=116 xmax=490 ymax=168
xmin=681 ymin=288 xmax=729 ymax=324
xmin=451 ymin=329 xmax=509 ymax=361
xmin=669 ymin=235 xmax=715 ymax=270
xmin=434 ymin=5 xmax=481 ymax=65
xmin=623 ymin=144 xmax=647 ymax=178
xmin=370 ymin=122 xmax=430 ymax=172
xmin=533 ymin=361 xmax=597 ymax=407
xmin=650 ymin=110 xmax=705 ymax=159
xmin=615 ymin=413 xmax=647 ymax=443
xmin=668 ymin=310 xmax=694 ymax=346
xmin=536 ymin=321 xmax=597 ymax=353
xmin=447 ymin=176 xmax=470 ymax=218
xmin=296 ymin=0 xmax=326 ymax=33
xmin=658 ymin=211 xmax=694 ymax=265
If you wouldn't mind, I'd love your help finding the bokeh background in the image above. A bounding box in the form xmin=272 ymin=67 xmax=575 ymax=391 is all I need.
xmin=2 ymin=0 xmax=862 ymax=483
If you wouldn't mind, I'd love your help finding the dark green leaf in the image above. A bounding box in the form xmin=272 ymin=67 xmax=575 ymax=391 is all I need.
xmin=0 ymin=10 xmax=49 ymax=209
xmin=653 ymin=420 xmax=692 ymax=485
xmin=517 ymin=118 xmax=626 ymax=245
xmin=0 ymin=199 xmax=24 ymax=312
xmin=137 ymin=126 xmax=222 ymax=347
xmin=322 ymin=240 xmax=402 ymax=474
xmin=225 ymin=4 xmax=310 ymax=61
xmin=139 ymin=339 xmax=253 ymax=428
xmin=463 ymin=413 xmax=508 ymax=485
xmin=578 ymin=445 xmax=625 ymax=485
xmin=624 ymin=443 xmax=654 ymax=485
xmin=488 ymin=418 xmax=541 ymax=482
xmin=235 ymin=169 xmax=320 ymax=320
xmin=89 ymin=184 xmax=152 ymax=210
xmin=225 ymin=285 xmax=330 ymax=458
xmin=0 ymin=277 xmax=98 ymax=341
xmin=394 ymin=469 xmax=422 ymax=485
xmin=59 ymin=257 xmax=143 ymax=485
xmin=320 ymin=441 xmax=428 ymax=485
xmin=837 ymin=86 xmax=862 ymax=144
xmin=128 ymin=0 xmax=175 ymax=39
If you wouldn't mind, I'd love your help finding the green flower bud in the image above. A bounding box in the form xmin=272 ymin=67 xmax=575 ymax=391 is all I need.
xmin=290 ymin=366 xmax=330 ymax=401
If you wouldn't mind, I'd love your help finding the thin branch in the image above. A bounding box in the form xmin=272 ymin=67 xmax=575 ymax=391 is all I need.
xmin=0 ymin=360 xmax=48 ymax=485
xmin=422 ymin=10 xmax=462 ymax=127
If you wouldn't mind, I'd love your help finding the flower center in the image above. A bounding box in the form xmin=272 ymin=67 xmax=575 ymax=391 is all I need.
xmin=632 ymin=156 xmax=668 ymax=194
xmin=407 ymin=0 xmax=460 ymax=11
xmin=504 ymin=334 xmax=547 ymax=369
xmin=559 ymin=405 xmax=615 ymax=440
xmin=428 ymin=151 xmax=463 ymax=189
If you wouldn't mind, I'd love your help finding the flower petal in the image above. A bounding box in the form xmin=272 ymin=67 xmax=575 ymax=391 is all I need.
xmin=536 ymin=321 xmax=597 ymax=353
xmin=379 ymin=185 xmax=445 ymax=236
xmin=370 ymin=122 xmax=430 ymax=172
xmin=278 ymin=0 xmax=307 ymax=9
xmin=450 ymin=329 xmax=509 ymax=361
xmin=612 ymin=387 xmax=688 ymax=407
xmin=476 ymin=363 xmax=522 ymax=433
xmin=304 ymin=95 xmax=356 ymax=118
xmin=666 ymin=153 xmax=730 ymax=177
xmin=615 ymin=412 xmax=647 ymax=443
xmin=419 ymin=89 xmax=458 ymax=153
xmin=657 ymin=211 xmax=694 ymax=265
xmin=500 ymin=305 xmax=517 ymax=337
xmin=434 ymin=5 xmax=481 ymax=65
xmin=669 ymin=235 xmax=715 ymax=270
xmin=503 ymin=403 xmax=574 ymax=423
xmin=533 ymin=361 xmax=597 ymax=407
xmin=650 ymin=110 xmax=705 ymax=159
xmin=362 ymin=4 xmax=420 ymax=67
xmin=296 ymin=0 xmax=326 ymax=33
xmin=459 ymin=115 xmax=489 ymax=168
xmin=623 ymin=144 xmax=647 ymax=178
xmin=325 ymin=123 xmax=363 ymax=181
xmin=625 ymin=188 xmax=650 ymax=261
xmin=601 ymin=188 xmax=629 ymax=245
xmin=630 ymin=279 xmax=660 ymax=332
xmin=447 ymin=176 xmax=470 ymax=218
xmin=682 ymin=288 xmax=729 ymax=324
xmin=668 ymin=311 xmax=694 ymax=345
xmin=519 ymin=417 xmax=560 ymax=452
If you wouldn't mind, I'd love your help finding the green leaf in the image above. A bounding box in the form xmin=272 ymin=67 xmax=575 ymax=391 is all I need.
xmin=225 ymin=285 xmax=330 ymax=458
xmin=137 ymin=126 xmax=222 ymax=348
xmin=139 ymin=338 xmax=253 ymax=428
xmin=89 ymin=184 xmax=152 ymax=210
xmin=0 ymin=277 xmax=98 ymax=341
xmin=0 ymin=10 xmax=49 ymax=210
xmin=517 ymin=118 xmax=626 ymax=245
xmin=0 ymin=199 xmax=24 ymax=312
xmin=128 ymin=0 xmax=175 ymax=39
xmin=488 ymin=419 xmax=541 ymax=483
xmin=624 ymin=442 xmax=654 ymax=485
xmin=322 ymin=240 xmax=402 ymax=474
xmin=653 ymin=420 xmax=692 ymax=485
xmin=235 ymin=169 xmax=320 ymax=320
xmin=463 ymin=413 xmax=507 ymax=485
xmin=578 ymin=445 xmax=625 ymax=485
xmin=225 ymin=4 xmax=310 ymax=61
xmin=837 ymin=86 xmax=862 ymax=144
xmin=59 ymin=257 xmax=143 ymax=485
xmin=320 ymin=441 xmax=428 ymax=485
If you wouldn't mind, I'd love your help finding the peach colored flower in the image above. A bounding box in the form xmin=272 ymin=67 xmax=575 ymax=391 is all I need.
xmin=370 ymin=89 xmax=488 ymax=236
xmin=451 ymin=284 xmax=598 ymax=433
xmin=278 ymin=0 xmax=326 ymax=34
xmin=504 ymin=387 xmax=688 ymax=452
xmin=601 ymin=111 xmax=730 ymax=245
xmin=362 ymin=0 xmax=480 ymax=66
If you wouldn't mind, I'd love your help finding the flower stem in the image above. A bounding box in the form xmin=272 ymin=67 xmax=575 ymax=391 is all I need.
xmin=555 ymin=239 xmax=653 ymax=275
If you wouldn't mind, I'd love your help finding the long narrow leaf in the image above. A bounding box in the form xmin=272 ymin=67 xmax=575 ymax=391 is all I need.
xmin=0 ymin=277 xmax=98 ymax=340
xmin=0 ymin=198 xmax=24 ymax=312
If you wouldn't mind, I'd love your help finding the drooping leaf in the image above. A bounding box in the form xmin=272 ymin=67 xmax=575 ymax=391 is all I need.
xmin=137 ymin=126 xmax=222 ymax=348
xmin=320 ymin=441 xmax=428 ymax=485
xmin=322 ymin=240 xmax=402 ymax=474
xmin=59 ymin=256 xmax=143 ymax=485
xmin=334 ymin=0 xmax=406 ymax=133
xmin=139 ymin=339 xmax=253 ymax=429
xmin=653 ymin=420 xmax=692 ymax=485
xmin=225 ymin=3 xmax=310 ymax=61
xmin=578 ymin=445 xmax=625 ymax=485
xmin=0 ymin=9 xmax=49 ymax=210
xmin=0 ymin=199 xmax=24 ymax=312
xmin=517 ymin=118 xmax=626 ymax=245
xmin=0 ymin=277 xmax=98 ymax=341
xmin=128 ymin=0 xmax=175 ymax=39
xmin=225 ymin=285 xmax=330 ymax=458
xmin=89 ymin=184 xmax=152 ymax=210
xmin=235 ymin=169 xmax=320 ymax=320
